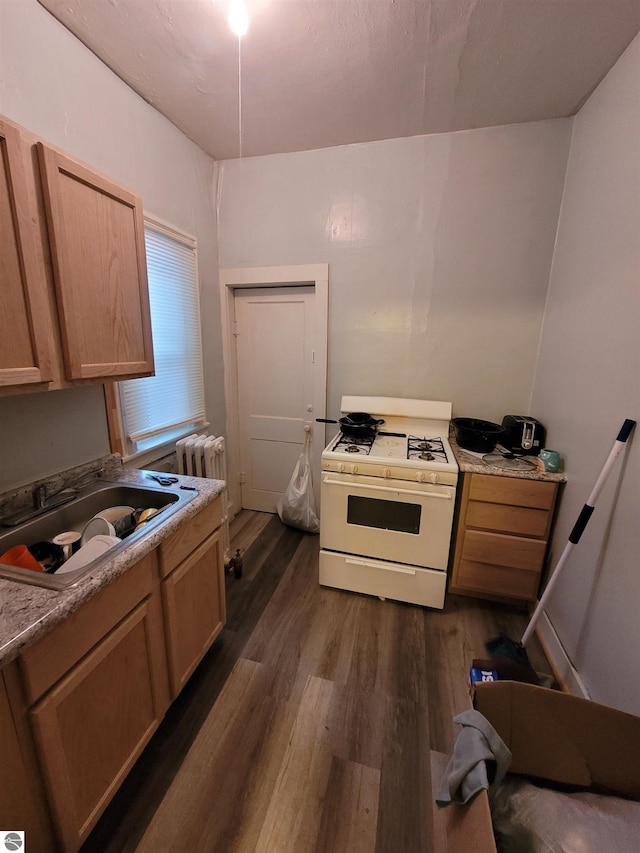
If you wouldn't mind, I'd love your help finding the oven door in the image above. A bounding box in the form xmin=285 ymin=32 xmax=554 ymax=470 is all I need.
xmin=320 ymin=471 xmax=456 ymax=569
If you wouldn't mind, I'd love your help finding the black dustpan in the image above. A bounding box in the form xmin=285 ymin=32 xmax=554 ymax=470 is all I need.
xmin=484 ymin=633 xmax=534 ymax=672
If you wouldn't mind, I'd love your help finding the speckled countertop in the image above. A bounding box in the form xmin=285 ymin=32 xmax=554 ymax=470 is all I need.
xmin=449 ymin=430 xmax=567 ymax=484
xmin=0 ymin=461 xmax=225 ymax=668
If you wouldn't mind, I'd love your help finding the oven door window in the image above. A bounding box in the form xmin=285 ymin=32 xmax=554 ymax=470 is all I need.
xmin=347 ymin=495 xmax=421 ymax=534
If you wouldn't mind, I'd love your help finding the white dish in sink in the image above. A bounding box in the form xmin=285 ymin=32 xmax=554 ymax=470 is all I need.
xmin=56 ymin=534 xmax=121 ymax=574
xmin=96 ymin=505 xmax=135 ymax=524
xmin=81 ymin=516 xmax=115 ymax=545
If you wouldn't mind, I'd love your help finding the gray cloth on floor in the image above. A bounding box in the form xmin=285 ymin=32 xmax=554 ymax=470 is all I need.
xmin=436 ymin=709 xmax=512 ymax=807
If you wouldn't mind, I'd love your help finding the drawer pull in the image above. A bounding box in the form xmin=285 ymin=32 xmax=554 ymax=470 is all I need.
xmin=346 ymin=558 xmax=416 ymax=576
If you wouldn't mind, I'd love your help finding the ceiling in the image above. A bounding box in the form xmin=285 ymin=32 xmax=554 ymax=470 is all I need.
xmin=38 ymin=0 xmax=640 ymax=161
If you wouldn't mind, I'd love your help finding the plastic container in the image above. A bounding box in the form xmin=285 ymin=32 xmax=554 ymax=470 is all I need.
xmin=0 ymin=543 xmax=43 ymax=572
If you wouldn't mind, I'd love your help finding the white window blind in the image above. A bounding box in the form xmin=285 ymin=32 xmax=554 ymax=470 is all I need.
xmin=119 ymin=221 xmax=205 ymax=455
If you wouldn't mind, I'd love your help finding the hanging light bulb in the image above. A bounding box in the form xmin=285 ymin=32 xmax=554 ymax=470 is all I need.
xmin=228 ymin=0 xmax=249 ymax=36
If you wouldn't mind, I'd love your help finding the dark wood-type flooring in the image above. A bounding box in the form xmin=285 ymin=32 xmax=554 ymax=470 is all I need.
xmin=80 ymin=511 xmax=551 ymax=853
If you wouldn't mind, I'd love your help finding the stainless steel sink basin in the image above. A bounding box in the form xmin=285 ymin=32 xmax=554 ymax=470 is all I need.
xmin=0 ymin=481 xmax=197 ymax=590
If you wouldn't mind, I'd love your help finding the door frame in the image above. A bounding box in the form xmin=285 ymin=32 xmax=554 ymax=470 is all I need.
xmin=219 ymin=264 xmax=329 ymax=516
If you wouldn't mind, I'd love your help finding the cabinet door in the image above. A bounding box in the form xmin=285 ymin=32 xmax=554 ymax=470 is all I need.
xmin=29 ymin=598 xmax=166 ymax=851
xmin=0 ymin=670 xmax=54 ymax=852
xmin=0 ymin=120 xmax=54 ymax=387
xmin=162 ymin=528 xmax=226 ymax=698
xmin=37 ymin=142 xmax=154 ymax=380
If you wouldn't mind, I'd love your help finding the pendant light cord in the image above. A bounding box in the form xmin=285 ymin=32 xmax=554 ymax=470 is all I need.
xmin=238 ymin=34 xmax=243 ymax=160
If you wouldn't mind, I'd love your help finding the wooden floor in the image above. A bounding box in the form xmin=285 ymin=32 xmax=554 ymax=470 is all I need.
xmin=81 ymin=511 xmax=551 ymax=853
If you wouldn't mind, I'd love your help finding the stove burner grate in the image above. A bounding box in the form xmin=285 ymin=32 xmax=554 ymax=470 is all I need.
xmin=407 ymin=435 xmax=448 ymax=464
xmin=333 ymin=433 xmax=374 ymax=455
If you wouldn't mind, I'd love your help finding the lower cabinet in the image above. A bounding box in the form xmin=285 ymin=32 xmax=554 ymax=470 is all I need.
xmin=0 ymin=670 xmax=53 ymax=851
xmin=1 ymin=496 xmax=225 ymax=852
xmin=449 ymin=473 xmax=559 ymax=602
xmin=29 ymin=598 xmax=167 ymax=850
xmin=162 ymin=528 xmax=225 ymax=698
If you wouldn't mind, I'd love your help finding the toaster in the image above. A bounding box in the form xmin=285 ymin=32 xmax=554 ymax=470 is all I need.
xmin=501 ymin=415 xmax=546 ymax=455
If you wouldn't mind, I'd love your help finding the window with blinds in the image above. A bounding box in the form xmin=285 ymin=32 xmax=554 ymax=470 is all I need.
xmin=118 ymin=219 xmax=206 ymax=456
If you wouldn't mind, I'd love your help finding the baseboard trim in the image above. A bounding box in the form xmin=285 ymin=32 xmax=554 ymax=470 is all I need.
xmin=534 ymin=610 xmax=590 ymax=698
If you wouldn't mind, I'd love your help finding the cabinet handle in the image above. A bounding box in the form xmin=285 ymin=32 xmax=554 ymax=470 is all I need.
xmin=346 ymin=558 xmax=416 ymax=575
xmin=322 ymin=477 xmax=451 ymax=500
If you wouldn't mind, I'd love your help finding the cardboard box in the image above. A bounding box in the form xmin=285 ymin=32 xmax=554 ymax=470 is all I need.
xmin=444 ymin=681 xmax=640 ymax=852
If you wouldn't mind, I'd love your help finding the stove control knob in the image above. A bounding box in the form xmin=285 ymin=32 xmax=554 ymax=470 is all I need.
xmin=430 ymin=472 xmax=440 ymax=484
xmin=350 ymin=464 xmax=359 ymax=474
xmin=383 ymin=467 xmax=392 ymax=478
xmin=415 ymin=472 xmax=426 ymax=483
xmin=338 ymin=463 xmax=346 ymax=473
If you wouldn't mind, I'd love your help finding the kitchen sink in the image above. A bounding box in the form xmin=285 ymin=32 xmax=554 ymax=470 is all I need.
xmin=0 ymin=481 xmax=197 ymax=590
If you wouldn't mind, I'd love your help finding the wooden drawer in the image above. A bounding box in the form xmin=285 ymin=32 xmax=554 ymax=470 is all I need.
xmin=450 ymin=473 xmax=559 ymax=603
xmin=461 ymin=529 xmax=547 ymax=573
xmin=465 ymin=500 xmax=551 ymax=538
xmin=456 ymin=558 xmax=540 ymax=600
xmin=319 ymin=549 xmax=447 ymax=609
xmin=159 ymin=498 xmax=222 ymax=578
xmin=469 ymin=474 xmax=556 ymax=510
xmin=19 ymin=552 xmax=157 ymax=705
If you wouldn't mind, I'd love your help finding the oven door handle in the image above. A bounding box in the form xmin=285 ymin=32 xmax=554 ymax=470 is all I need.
xmin=346 ymin=558 xmax=416 ymax=575
xmin=322 ymin=477 xmax=452 ymax=500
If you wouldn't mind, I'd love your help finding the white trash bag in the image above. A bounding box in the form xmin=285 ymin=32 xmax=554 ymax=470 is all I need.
xmin=277 ymin=432 xmax=320 ymax=533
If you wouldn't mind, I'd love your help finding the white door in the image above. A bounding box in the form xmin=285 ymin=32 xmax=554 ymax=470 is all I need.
xmin=234 ymin=286 xmax=316 ymax=512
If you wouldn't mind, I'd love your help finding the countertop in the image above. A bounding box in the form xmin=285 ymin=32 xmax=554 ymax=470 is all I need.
xmin=449 ymin=431 xmax=567 ymax=484
xmin=0 ymin=464 xmax=225 ymax=668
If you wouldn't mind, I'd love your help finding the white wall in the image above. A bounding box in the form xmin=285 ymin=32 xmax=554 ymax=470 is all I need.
xmin=216 ymin=120 xmax=571 ymax=420
xmin=0 ymin=0 xmax=222 ymax=490
xmin=531 ymin=34 xmax=640 ymax=714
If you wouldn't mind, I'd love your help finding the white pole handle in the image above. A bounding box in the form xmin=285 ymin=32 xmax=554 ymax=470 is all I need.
xmin=522 ymin=419 xmax=636 ymax=646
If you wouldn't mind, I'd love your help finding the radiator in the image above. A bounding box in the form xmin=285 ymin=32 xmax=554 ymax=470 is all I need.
xmin=176 ymin=433 xmax=230 ymax=563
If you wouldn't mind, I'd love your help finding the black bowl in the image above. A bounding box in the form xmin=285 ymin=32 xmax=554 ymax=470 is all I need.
xmin=28 ymin=541 xmax=65 ymax=573
xmin=452 ymin=418 xmax=504 ymax=453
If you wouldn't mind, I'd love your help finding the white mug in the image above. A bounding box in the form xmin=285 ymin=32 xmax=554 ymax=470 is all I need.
xmin=53 ymin=531 xmax=82 ymax=561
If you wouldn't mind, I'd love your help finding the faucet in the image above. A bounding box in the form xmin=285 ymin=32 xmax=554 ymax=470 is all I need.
xmin=0 ymin=466 xmax=105 ymax=528
xmin=33 ymin=484 xmax=49 ymax=510
xmin=0 ymin=485 xmax=77 ymax=528
xmin=33 ymin=465 xmax=105 ymax=508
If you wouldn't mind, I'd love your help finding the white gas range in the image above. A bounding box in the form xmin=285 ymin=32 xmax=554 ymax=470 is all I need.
xmin=319 ymin=396 xmax=458 ymax=609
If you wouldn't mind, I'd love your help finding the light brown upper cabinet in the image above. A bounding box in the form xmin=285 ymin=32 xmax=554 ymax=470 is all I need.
xmin=37 ymin=143 xmax=154 ymax=381
xmin=0 ymin=115 xmax=154 ymax=395
xmin=0 ymin=118 xmax=55 ymax=388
